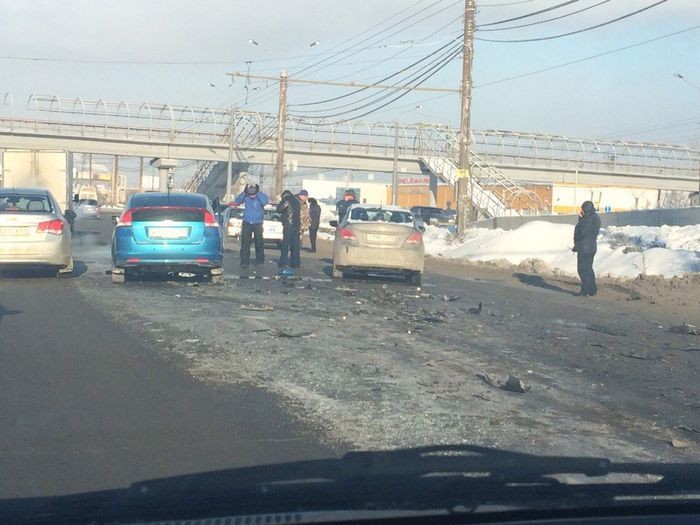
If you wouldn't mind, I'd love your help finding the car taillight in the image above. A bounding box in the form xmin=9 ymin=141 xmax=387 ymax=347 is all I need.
xmin=36 ymin=219 xmax=64 ymax=235
xmin=339 ymin=228 xmax=356 ymax=240
xmin=117 ymin=210 xmax=133 ymax=227
xmin=204 ymin=210 xmax=218 ymax=227
xmin=404 ymin=231 xmax=423 ymax=245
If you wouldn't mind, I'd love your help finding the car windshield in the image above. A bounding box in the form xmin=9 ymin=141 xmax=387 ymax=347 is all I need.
xmin=3 ymin=2 xmax=700 ymax=522
xmin=349 ymin=207 xmax=413 ymax=223
xmin=0 ymin=193 xmax=52 ymax=213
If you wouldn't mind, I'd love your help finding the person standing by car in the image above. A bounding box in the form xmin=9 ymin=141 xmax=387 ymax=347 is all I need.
xmin=298 ymin=189 xmax=311 ymax=245
xmin=572 ymin=200 xmax=601 ymax=297
xmin=277 ymin=189 xmax=301 ymax=270
xmin=308 ymin=197 xmax=321 ymax=253
xmin=234 ymin=183 xmax=269 ymax=268
xmin=335 ymin=189 xmax=357 ymax=222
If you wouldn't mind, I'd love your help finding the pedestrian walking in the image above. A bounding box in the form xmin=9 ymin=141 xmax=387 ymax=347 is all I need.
xmin=308 ymin=197 xmax=321 ymax=253
xmin=276 ymin=189 xmax=301 ymax=270
xmin=298 ymin=189 xmax=311 ymax=246
xmin=234 ymin=183 xmax=269 ymax=268
xmin=572 ymin=200 xmax=601 ymax=296
xmin=336 ymin=189 xmax=358 ymax=222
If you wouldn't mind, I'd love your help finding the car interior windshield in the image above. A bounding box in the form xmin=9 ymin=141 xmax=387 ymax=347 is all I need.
xmin=264 ymin=210 xmax=282 ymax=221
xmin=0 ymin=194 xmax=53 ymax=213
xmin=349 ymin=207 xmax=413 ymax=223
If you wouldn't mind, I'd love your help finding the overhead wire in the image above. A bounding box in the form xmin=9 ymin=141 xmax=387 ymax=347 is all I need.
xmin=288 ymin=41 xmax=462 ymax=115
xmin=245 ymin=0 xmax=461 ymax=107
xmin=478 ymin=0 xmax=581 ymax=27
xmin=291 ymin=44 xmax=462 ymax=121
xmin=239 ymin=0 xmax=443 ymax=107
xmin=476 ymin=0 xmax=670 ymax=42
xmin=477 ymin=0 xmax=611 ymax=32
xmin=288 ymin=35 xmax=463 ymax=109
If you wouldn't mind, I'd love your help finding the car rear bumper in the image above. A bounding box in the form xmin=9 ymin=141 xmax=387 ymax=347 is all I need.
xmin=0 ymin=237 xmax=72 ymax=267
xmin=334 ymin=244 xmax=424 ymax=273
xmin=112 ymin=230 xmax=223 ymax=270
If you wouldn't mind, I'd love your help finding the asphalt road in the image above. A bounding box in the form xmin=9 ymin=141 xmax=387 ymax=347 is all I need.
xmin=2 ymin=217 xmax=697 ymax=498
xmin=0 ymin=218 xmax=336 ymax=499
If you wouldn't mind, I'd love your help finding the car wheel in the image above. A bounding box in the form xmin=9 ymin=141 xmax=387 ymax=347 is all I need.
xmin=111 ymin=269 xmax=126 ymax=284
xmin=332 ymin=266 xmax=343 ymax=279
xmin=408 ymin=271 xmax=422 ymax=287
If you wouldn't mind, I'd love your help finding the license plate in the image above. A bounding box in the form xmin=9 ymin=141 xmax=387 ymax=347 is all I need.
xmin=149 ymin=227 xmax=188 ymax=239
xmin=0 ymin=226 xmax=30 ymax=237
xmin=366 ymin=233 xmax=395 ymax=242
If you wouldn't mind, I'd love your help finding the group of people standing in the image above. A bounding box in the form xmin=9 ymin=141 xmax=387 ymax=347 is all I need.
xmin=234 ymin=184 xmax=321 ymax=273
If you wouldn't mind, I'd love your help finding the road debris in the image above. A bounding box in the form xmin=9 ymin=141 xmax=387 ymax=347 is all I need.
xmin=468 ymin=302 xmax=483 ymax=315
xmin=620 ymin=353 xmax=654 ymax=360
xmin=670 ymin=439 xmax=691 ymax=449
xmin=440 ymin=295 xmax=460 ymax=302
xmin=476 ymin=372 xmax=530 ymax=393
xmin=184 ymin=338 xmax=200 ymax=344
xmin=270 ymin=327 xmax=315 ymax=338
xmin=240 ymin=303 xmax=274 ymax=312
xmin=587 ymin=324 xmax=628 ymax=337
xmin=669 ymin=323 xmax=698 ymax=335
xmin=335 ymin=286 xmax=358 ymax=294
xmin=675 ymin=425 xmax=700 ymax=434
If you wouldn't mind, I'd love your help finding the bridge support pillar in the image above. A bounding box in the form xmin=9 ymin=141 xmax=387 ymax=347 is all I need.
xmin=150 ymin=158 xmax=178 ymax=191
xmin=428 ymin=171 xmax=438 ymax=207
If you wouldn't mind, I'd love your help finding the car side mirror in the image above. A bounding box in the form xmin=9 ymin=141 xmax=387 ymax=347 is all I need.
xmin=417 ymin=224 xmax=426 ymax=233
xmin=112 ymin=215 xmax=120 ymax=225
xmin=64 ymin=209 xmax=76 ymax=222
xmin=329 ymin=220 xmax=338 ymax=228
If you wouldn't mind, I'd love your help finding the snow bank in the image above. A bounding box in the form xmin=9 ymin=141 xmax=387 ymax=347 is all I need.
xmin=424 ymin=221 xmax=700 ymax=279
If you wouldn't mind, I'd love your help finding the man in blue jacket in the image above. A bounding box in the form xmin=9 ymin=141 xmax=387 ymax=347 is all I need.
xmin=234 ymin=183 xmax=269 ymax=268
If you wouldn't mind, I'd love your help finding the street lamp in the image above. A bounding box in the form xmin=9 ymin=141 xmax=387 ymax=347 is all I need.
xmin=392 ymin=105 xmax=422 ymax=205
xmin=674 ymin=73 xmax=700 ymax=92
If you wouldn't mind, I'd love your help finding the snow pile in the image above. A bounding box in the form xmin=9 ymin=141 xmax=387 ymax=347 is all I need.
xmin=424 ymin=221 xmax=700 ymax=279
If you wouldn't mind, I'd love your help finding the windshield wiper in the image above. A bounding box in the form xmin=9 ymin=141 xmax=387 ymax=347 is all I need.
xmin=3 ymin=445 xmax=700 ymax=523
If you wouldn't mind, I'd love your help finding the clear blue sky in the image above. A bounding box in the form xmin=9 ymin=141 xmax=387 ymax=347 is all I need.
xmin=1 ymin=0 xmax=698 ymax=147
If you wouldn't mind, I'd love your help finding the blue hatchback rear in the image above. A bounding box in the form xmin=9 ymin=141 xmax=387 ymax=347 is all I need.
xmin=111 ymin=192 xmax=224 ymax=283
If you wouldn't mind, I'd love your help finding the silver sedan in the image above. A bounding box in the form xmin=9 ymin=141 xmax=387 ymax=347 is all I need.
xmin=0 ymin=188 xmax=74 ymax=276
xmin=331 ymin=204 xmax=425 ymax=286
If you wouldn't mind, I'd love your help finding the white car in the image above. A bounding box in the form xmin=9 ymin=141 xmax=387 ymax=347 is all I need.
xmin=75 ymin=198 xmax=100 ymax=219
xmin=0 ymin=188 xmax=74 ymax=276
xmin=224 ymin=205 xmax=284 ymax=247
xmin=223 ymin=206 xmax=244 ymax=238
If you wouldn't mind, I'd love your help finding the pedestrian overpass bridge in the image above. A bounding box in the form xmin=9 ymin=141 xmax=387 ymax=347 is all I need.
xmin=1 ymin=93 xmax=698 ymax=217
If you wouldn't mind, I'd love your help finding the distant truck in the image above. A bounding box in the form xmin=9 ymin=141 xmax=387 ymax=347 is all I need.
xmin=0 ymin=149 xmax=74 ymax=212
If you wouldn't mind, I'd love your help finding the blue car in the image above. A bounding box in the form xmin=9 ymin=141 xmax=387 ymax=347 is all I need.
xmin=111 ymin=192 xmax=224 ymax=284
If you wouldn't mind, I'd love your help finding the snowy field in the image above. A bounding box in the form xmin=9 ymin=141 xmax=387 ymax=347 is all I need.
xmin=424 ymin=222 xmax=700 ymax=279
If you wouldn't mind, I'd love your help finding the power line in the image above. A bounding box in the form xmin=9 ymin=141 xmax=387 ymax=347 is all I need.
xmin=478 ymin=0 xmax=581 ymax=27
xmin=245 ymin=0 xmax=461 ymax=107
xmin=288 ymin=36 xmax=462 ymax=108
xmin=288 ymin=42 xmax=462 ymax=115
xmin=477 ymin=0 xmax=611 ymax=32
xmin=476 ymin=0 xmax=670 ymax=42
xmin=479 ymin=0 xmax=539 ymax=6
xmin=241 ymin=0 xmax=444 ymax=107
xmin=475 ymin=25 xmax=700 ymax=87
xmin=291 ymin=45 xmax=462 ymax=121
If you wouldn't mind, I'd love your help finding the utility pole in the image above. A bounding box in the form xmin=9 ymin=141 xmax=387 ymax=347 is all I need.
xmin=392 ymin=120 xmax=400 ymax=205
xmin=226 ymin=106 xmax=234 ymax=201
xmin=274 ymin=69 xmax=289 ymax=200
xmin=456 ymin=0 xmax=476 ymax=234
xmin=111 ymin=155 xmax=119 ymax=205
xmin=138 ymin=157 xmax=144 ymax=191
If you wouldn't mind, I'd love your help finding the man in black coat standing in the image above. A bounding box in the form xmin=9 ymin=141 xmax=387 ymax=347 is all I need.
xmin=573 ymin=200 xmax=601 ymax=296
xmin=276 ymin=190 xmax=301 ymax=270
xmin=308 ymin=197 xmax=321 ymax=253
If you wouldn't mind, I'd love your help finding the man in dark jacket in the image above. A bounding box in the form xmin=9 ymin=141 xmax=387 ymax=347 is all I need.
xmin=234 ymin=183 xmax=269 ymax=268
xmin=276 ymin=189 xmax=301 ymax=269
xmin=335 ymin=189 xmax=357 ymax=222
xmin=308 ymin=197 xmax=321 ymax=253
xmin=573 ymin=200 xmax=601 ymax=296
